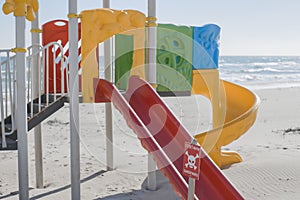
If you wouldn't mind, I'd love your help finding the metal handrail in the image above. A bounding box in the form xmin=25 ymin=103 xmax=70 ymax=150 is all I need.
xmin=42 ymin=42 xmax=67 ymax=106
xmin=1 ymin=42 xmax=68 ymax=148
xmin=27 ymin=44 xmax=43 ymax=117
xmin=0 ymin=50 xmax=16 ymax=148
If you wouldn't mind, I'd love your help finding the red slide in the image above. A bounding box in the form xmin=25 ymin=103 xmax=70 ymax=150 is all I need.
xmin=94 ymin=76 xmax=243 ymax=200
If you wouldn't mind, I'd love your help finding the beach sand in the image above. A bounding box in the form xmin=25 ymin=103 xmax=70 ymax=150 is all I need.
xmin=0 ymin=86 xmax=300 ymax=199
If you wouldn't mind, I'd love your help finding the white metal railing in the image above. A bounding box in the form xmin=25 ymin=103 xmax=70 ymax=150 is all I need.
xmin=0 ymin=49 xmax=16 ymax=148
xmin=27 ymin=42 xmax=68 ymax=118
xmin=1 ymin=42 xmax=68 ymax=148
xmin=27 ymin=44 xmax=43 ymax=118
xmin=41 ymin=42 xmax=69 ymax=106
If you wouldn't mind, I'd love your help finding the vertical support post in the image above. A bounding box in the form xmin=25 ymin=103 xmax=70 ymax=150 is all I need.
xmin=146 ymin=0 xmax=157 ymax=85
xmin=103 ymin=0 xmax=114 ymax=171
xmin=187 ymin=178 xmax=196 ymax=200
xmin=146 ymin=0 xmax=157 ymax=191
xmin=68 ymin=0 xmax=80 ymax=199
xmin=105 ymin=102 xmax=113 ymax=171
xmin=16 ymin=16 xmax=29 ymax=200
xmin=187 ymin=139 xmax=197 ymax=200
xmin=147 ymin=154 xmax=157 ymax=191
xmin=31 ymin=11 xmax=44 ymax=189
xmin=210 ymin=70 xmax=223 ymax=162
xmin=212 ymin=74 xmax=222 ymax=129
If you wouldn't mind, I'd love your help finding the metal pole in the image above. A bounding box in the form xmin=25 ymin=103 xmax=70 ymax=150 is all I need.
xmin=187 ymin=139 xmax=197 ymax=200
xmin=31 ymin=11 xmax=44 ymax=189
xmin=68 ymin=0 xmax=80 ymax=199
xmin=16 ymin=16 xmax=29 ymax=200
xmin=147 ymin=154 xmax=157 ymax=191
xmin=187 ymin=178 xmax=196 ymax=200
xmin=103 ymin=0 xmax=110 ymax=9
xmin=146 ymin=0 xmax=157 ymax=85
xmin=103 ymin=0 xmax=114 ymax=171
xmin=146 ymin=0 xmax=157 ymax=191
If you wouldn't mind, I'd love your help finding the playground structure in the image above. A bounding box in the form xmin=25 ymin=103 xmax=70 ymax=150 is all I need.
xmin=0 ymin=0 xmax=260 ymax=200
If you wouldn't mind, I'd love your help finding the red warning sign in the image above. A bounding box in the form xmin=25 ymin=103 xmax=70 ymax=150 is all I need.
xmin=183 ymin=142 xmax=201 ymax=180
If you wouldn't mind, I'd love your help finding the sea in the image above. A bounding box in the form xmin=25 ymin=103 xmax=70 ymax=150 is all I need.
xmin=1 ymin=56 xmax=300 ymax=91
xmin=219 ymin=56 xmax=300 ymax=90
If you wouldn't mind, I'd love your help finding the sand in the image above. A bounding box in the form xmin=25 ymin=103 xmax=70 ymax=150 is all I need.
xmin=0 ymin=86 xmax=300 ymax=199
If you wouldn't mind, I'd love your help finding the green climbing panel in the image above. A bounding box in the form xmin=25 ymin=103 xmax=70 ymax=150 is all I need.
xmin=156 ymin=24 xmax=193 ymax=93
xmin=115 ymin=24 xmax=193 ymax=94
xmin=115 ymin=34 xmax=134 ymax=90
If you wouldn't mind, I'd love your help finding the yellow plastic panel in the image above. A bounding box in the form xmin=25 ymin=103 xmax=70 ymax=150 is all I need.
xmin=81 ymin=9 xmax=145 ymax=64
xmin=80 ymin=9 xmax=146 ymax=102
xmin=81 ymin=48 xmax=98 ymax=102
xmin=2 ymin=0 xmax=38 ymax=21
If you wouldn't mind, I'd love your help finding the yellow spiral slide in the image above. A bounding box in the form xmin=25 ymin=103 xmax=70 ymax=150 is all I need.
xmin=192 ymin=70 xmax=260 ymax=168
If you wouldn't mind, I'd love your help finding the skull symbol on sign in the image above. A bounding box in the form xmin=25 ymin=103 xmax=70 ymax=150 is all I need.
xmin=185 ymin=150 xmax=200 ymax=170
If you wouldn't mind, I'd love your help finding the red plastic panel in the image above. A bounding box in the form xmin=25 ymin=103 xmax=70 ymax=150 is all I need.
xmin=42 ymin=20 xmax=81 ymax=93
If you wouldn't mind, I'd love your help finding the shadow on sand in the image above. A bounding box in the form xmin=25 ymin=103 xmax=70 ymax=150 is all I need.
xmin=0 ymin=170 xmax=107 ymax=200
xmin=0 ymin=170 xmax=181 ymax=200
xmin=97 ymin=171 xmax=180 ymax=200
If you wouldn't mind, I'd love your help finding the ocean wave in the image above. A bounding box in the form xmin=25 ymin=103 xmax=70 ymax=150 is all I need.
xmin=242 ymin=67 xmax=300 ymax=73
xmin=219 ymin=56 xmax=300 ymax=90
xmin=220 ymin=72 xmax=300 ymax=89
xmin=242 ymin=67 xmax=282 ymax=73
xmin=251 ymin=62 xmax=279 ymax=66
xmin=219 ymin=63 xmax=245 ymax=67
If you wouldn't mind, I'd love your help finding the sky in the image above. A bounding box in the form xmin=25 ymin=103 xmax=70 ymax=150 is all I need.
xmin=1 ymin=0 xmax=300 ymax=56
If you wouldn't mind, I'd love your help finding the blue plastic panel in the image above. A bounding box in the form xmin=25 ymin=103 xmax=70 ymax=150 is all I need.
xmin=193 ymin=24 xmax=221 ymax=69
